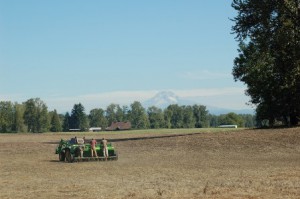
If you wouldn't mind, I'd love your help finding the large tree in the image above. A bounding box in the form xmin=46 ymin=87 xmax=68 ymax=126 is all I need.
xmin=105 ymin=104 xmax=118 ymax=125
xmin=62 ymin=112 xmax=70 ymax=132
xmin=70 ymin=103 xmax=88 ymax=131
xmin=13 ymin=103 xmax=26 ymax=133
xmin=147 ymin=106 xmax=165 ymax=129
xmin=163 ymin=108 xmax=172 ymax=128
xmin=193 ymin=104 xmax=209 ymax=128
xmin=50 ymin=109 xmax=62 ymax=132
xmin=0 ymin=101 xmax=14 ymax=133
xmin=231 ymin=0 xmax=300 ymax=126
xmin=182 ymin=106 xmax=196 ymax=128
xmin=219 ymin=112 xmax=244 ymax=127
xmin=129 ymin=101 xmax=149 ymax=129
xmin=23 ymin=98 xmax=49 ymax=133
xmin=89 ymin=108 xmax=107 ymax=128
xmin=166 ymin=104 xmax=184 ymax=128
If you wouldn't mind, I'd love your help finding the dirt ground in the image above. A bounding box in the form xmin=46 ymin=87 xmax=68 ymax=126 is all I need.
xmin=0 ymin=128 xmax=300 ymax=199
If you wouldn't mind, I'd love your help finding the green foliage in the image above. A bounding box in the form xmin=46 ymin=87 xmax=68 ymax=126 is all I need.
xmin=116 ymin=105 xmax=125 ymax=122
xmin=129 ymin=101 xmax=149 ymax=129
xmin=147 ymin=106 xmax=165 ymax=129
xmin=165 ymin=104 xmax=209 ymax=129
xmin=89 ymin=108 xmax=107 ymax=129
xmin=121 ymin=105 xmax=130 ymax=121
xmin=23 ymin=98 xmax=49 ymax=133
xmin=163 ymin=109 xmax=172 ymax=128
xmin=207 ymin=113 xmax=256 ymax=128
xmin=193 ymin=104 xmax=209 ymax=128
xmin=0 ymin=101 xmax=14 ymax=133
xmin=105 ymin=104 xmax=119 ymax=125
xmin=208 ymin=114 xmax=219 ymax=128
xmin=218 ymin=112 xmax=244 ymax=127
xmin=62 ymin=112 xmax=70 ymax=132
xmin=166 ymin=104 xmax=184 ymax=128
xmin=232 ymin=0 xmax=300 ymax=126
xmin=13 ymin=103 xmax=26 ymax=133
xmin=50 ymin=109 xmax=62 ymax=132
xmin=182 ymin=106 xmax=196 ymax=128
xmin=70 ymin=103 xmax=88 ymax=131
xmin=240 ymin=114 xmax=256 ymax=127
xmin=105 ymin=104 xmax=130 ymax=127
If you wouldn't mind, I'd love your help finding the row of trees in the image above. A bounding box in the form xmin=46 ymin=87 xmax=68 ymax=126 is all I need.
xmin=0 ymin=98 xmax=255 ymax=133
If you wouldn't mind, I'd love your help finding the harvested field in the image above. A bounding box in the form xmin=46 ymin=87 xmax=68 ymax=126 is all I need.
xmin=0 ymin=128 xmax=300 ymax=199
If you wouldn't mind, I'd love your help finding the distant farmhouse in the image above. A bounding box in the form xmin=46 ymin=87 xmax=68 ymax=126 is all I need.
xmin=106 ymin=122 xmax=132 ymax=131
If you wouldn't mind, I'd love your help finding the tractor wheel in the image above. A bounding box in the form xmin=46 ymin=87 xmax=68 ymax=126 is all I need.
xmin=59 ymin=151 xmax=65 ymax=161
xmin=74 ymin=147 xmax=81 ymax=157
xmin=65 ymin=149 xmax=74 ymax=163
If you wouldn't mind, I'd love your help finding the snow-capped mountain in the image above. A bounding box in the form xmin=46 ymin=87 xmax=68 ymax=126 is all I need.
xmin=143 ymin=91 xmax=254 ymax=115
xmin=143 ymin=91 xmax=179 ymax=108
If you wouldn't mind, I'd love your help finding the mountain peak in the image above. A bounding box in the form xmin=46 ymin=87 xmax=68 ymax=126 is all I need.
xmin=153 ymin=91 xmax=178 ymax=101
xmin=143 ymin=91 xmax=179 ymax=108
xmin=142 ymin=91 xmax=254 ymax=115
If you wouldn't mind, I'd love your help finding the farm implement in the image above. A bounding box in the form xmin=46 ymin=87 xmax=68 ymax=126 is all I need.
xmin=55 ymin=138 xmax=118 ymax=163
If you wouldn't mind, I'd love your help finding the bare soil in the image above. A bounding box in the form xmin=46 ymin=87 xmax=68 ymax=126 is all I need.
xmin=0 ymin=128 xmax=300 ymax=199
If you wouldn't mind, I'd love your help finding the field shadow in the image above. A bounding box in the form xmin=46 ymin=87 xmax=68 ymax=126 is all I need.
xmin=49 ymin=160 xmax=60 ymax=163
xmin=108 ymin=132 xmax=202 ymax=143
xmin=43 ymin=132 xmax=202 ymax=145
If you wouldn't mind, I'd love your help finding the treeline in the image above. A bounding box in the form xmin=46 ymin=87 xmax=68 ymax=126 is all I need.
xmin=0 ymin=98 xmax=255 ymax=133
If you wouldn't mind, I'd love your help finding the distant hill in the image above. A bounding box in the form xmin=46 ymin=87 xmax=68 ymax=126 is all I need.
xmin=143 ymin=91 xmax=254 ymax=115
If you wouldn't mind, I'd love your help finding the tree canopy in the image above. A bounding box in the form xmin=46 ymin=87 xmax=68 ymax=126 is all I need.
xmin=23 ymin=98 xmax=49 ymax=133
xmin=232 ymin=0 xmax=300 ymax=126
xmin=69 ymin=103 xmax=88 ymax=131
xmin=50 ymin=109 xmax=62 ymax=132
xmin=89 ymin=108 xmax=107 ymax=128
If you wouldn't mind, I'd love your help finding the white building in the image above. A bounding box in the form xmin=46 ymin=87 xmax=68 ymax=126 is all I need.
xmin=89 ymin=127 xmax=102 ymax=132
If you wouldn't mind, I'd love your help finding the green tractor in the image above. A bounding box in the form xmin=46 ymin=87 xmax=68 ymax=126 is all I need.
xmin=55 ymin=138 xmax=118 ymax=163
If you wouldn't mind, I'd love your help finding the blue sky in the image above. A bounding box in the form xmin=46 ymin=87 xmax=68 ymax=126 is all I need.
xmin=0 ymin=0 xmax=252 ymax=113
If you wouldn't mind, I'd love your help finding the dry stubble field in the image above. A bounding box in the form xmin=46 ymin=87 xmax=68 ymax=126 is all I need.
xmin=0 ymin=128 xmax=300 ymax=199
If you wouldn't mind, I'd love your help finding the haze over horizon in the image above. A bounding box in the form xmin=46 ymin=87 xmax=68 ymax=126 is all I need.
xmin=0 ymin=1 xmax=252 ymax=113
